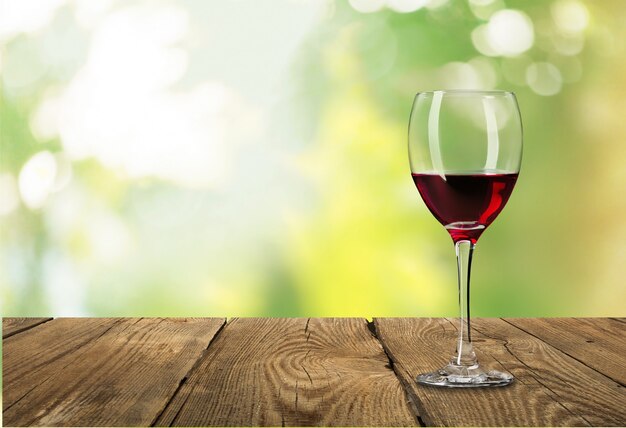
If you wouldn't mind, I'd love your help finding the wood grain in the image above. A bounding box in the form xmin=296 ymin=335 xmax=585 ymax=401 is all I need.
xmin=3 ymin=318 xmax=225 ymax=427
xmin=2 ymin=318 xmax=52 ymax=338
xmin=4 ymin=318 xmax=624 ymax=427
xmin=473 ymin=318 xmax=625 ymax=427
xmin=3 ymin=317 xmax=122 ymax=410
xmin=506 ymin=318 xmax=626 ymax=385
xmin=374 ymin=318 xmax=626 ymax=427
xmin=154 ymin=318 xmax=417 ymax=427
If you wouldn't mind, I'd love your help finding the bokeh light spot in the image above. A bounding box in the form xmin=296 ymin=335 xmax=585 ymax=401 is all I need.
xmin=387 ymin=0 xmax=429 ymax=13
xmin=439 ymin=59 xmax=497 ymax=90
xmin=349 ymin=0 xmax=385 ymax=13
xmin=18 ymin=151 xmax=58 ymax=209
xmin=526 ymin=62 xmax=563 ymax=96
xmin=471 ymin=25 xmax=498 ymax=57
xmin=440 ymin=62 xmax=481 ymax=89
xmin=469 ymin=0 xmax=504 ymax=20
xmin=552 ymin=32 xmax=584 ymax=56
xmin=551 ymin=0 xmax=589 ymax=34
xmin=486 ymin=9 xmax=534 ymax=56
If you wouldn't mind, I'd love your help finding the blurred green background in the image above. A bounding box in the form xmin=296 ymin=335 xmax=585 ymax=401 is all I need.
xmin=1 ymin=0 xmax=625 ymax=317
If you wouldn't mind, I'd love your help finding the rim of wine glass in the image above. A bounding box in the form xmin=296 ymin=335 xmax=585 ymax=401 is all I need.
xmin=415 ymin=89 xmax=515 ymax=97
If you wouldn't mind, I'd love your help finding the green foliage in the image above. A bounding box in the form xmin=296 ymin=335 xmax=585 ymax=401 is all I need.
xmin=1 ymin=0 xmax=625 ymax=317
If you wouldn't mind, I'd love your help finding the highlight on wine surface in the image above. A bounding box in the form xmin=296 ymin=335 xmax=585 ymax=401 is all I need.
xmin=408 ymin=90 xmax=522 ymax=387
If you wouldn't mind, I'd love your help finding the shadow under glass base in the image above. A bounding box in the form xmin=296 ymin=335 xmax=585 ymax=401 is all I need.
xmin=416 ymin=363 xmax=513 ymax=388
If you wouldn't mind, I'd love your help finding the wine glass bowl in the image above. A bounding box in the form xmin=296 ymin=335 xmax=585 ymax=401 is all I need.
xmin=408 ymin=90 xmax=522 ymax=387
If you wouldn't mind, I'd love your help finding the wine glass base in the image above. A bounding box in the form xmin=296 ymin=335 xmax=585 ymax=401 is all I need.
xmin=416 ymin=363 xmax=513 ymax=388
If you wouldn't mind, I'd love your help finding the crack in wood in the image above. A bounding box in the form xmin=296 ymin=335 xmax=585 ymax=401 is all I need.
xmin=2 ymin=318 xmax=54 ymax=339
xmin=301 ymin=349 xmax=313 ymax=385
xmin=304 ymin=317 xmax=311 ymax=342
xmin=150 ymin=318 xmax=417 ymax=426
xmin=367 ymin=320 xmax=426 ymax=427
xmin=9 ymin=318 xmax=619 ymax=426
xmin=301 ymin=364 xmax=314 ymax=385
xmin=167 ymin=382 xmax=198 ymax=427
xmin=151 ymin=318 xmax=228 ymax=427
xmin=444 ymin=317 xmax=458 ymax=331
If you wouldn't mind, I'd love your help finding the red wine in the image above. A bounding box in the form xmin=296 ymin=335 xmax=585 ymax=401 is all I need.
xmin=412 ymin=172 xmax=518 ymax=243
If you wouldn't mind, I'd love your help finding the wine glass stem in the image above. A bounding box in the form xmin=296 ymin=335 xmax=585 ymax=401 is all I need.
xmin=454 ymin=239 xmax=478 ymax=367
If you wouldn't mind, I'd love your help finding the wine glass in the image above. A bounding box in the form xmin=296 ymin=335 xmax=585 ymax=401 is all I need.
xmin=408 ymin=90 xmax=522 ymax=387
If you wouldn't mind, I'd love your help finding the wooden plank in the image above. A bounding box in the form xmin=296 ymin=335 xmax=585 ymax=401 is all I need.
xmin=472 ymin=318 xmax=626 ymax=427
xmin=3 ymin=317 xmax=225 ymax=427
xmin=506 ymin=318 xmax=626 ymax=385
xmin=2 ymin=318 xmax=53 ymax=338
xmin=3 ymin=317 xmax=122 ymax=410
xmin=155 ymin=318 xmax=417 ymax=427
xmin=374 ymin=318 xmax=626 ymax=427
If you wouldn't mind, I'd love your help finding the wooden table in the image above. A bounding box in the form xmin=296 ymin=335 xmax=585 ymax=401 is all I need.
xmin=2 ymin=318 xmax=625 ymax=427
